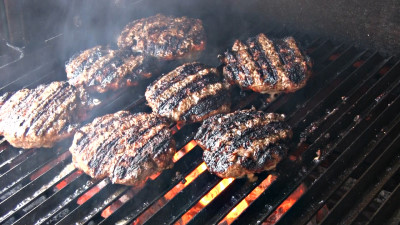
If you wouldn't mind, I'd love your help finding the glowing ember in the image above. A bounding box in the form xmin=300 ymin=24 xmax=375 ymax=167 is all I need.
xmin=101 ymin=188 xmax=137 ymax=218
xmin=165 ymin=162 xmax=207 ymax=200
xmin=221 ymin=175 xmax=277 ymax=225
xmin=200 ymin=178 xmax=234 ymax=206
xmin=55 ymin=170 xmax=82 ymax=190
xmin=133 ymin=162 xmax=207 ymax=225
xmin=176 ymin=178 xmax=235 ymax=225
xmin=77 ymin=180 xmax=108 ymax=205
xmin=173 ymin=140 xmax=197 ymax=163
xmin=263 ymin=183 xmax=307 ymax=225
xmin=30 ymin=150 xmax=71 ymax=180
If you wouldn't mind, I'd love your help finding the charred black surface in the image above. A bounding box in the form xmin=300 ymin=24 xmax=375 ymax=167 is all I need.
xmin=220 ymin=33 xmax=312 ymax=94
xmin=147 ymin=62 xmax=207 ymax=101
xmin=117 ymin=14 xmax=206 ymax=60
xmin=67 ymin=47 xmax=156 ymax=93
xmin=158 ymin=71 xmax=222 ymax=114
xmin=179 ymin=89 xmax=230 ymax=122
xmin=0 ymin=81 xmax=87 ymax=148
xmin=65 ymin=46 xmax=111 ymax=79
xmin=145 ymin=62 xmax=231 ymax=123
xmin=195 ymin=109 xmax=292 ymax=178
xmin=69 ymin=111 xmax=175 ymax=186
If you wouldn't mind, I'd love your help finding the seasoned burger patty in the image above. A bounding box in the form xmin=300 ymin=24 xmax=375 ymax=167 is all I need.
xmin=145 ymin=62 xmax=231 ymax=123
xmin=118 ymin=14 xmax=206 ymax=60
xmin=220 ymin=33 xmax=312 ymax=94
xmin=0 ymin=81 xmax=88 ymax=149
xmin=195 ymin=109 xmax=292 ymax=178
xmin=66 ymin=45 xmax=112 ymax=80
xmin=69 ymin=111 xmax=176 ymax=186
xmin=66 ymin=46 xmax=154 ymax=93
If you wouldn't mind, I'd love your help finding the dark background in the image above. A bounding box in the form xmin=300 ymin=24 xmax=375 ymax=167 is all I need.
xmin=1 ymin=0 xmax=399 ymax=58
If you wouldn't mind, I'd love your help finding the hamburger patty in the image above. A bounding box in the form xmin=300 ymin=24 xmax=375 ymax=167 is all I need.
xmin=0 ymin=81 xmax=89 ymax=149
xmin=118 ymin=14 xmax=206 ymax=60
xmin=220 ymin=33 xmax=312 ymax=94
xmin=195 ymin=109 xmax=292 ymax=178
xmin=69 ymin=111 xmax=176 ymax=186
xmin=66 ymin=46 xmax=155 ymax=93
xmin=145 ymin=62 xmax=231 ymax=123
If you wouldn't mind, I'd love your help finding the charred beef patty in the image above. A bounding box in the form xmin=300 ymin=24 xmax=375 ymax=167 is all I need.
xmin=118 ymin=14 xmax=206 ymax=60
xmin=220 ymin=33 xmax=312 ymax=94
xmin=66 ymin=46 xmax=154 ymax=93
xmin=69 ymin=111 xmax=176 ymax=186
xmin=145 ymin=62 xmax=231 ymax=123
xmin=0 ymin=81 xmax=89 ymax=149
xmin=195 ymin=109 xmax=292 ymax=178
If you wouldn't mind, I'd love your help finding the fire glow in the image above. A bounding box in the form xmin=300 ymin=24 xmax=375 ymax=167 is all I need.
xmin=133 ymin=162 xmax=207 ymax=225
xmin=263 ymin=183 xmax=307 ymax=224
xmin=176 ymin=178 xmax=235 ymax=225
xmin=221 ymin=175 xmax=277 ymax=225
xmin=173 ymin=140 xmax=197 ymax=162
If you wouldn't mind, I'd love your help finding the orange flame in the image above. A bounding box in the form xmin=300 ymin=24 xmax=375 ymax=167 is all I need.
xmin=221 ymin=175 xmax=277 ymax=225
xmin=176 ymin=178 xmax=235 ymax=225
xmin=173 ymin=140 xmax=197 ymax=163
xmin=133 ymin=162 xmax=207 ymax=225
xmin=263 ymin=183 xmax=307 ymax=225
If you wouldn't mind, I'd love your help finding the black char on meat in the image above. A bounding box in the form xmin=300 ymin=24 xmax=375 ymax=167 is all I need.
xmin=0 ymin=81 xmax=90 ymax=149
xmin=69 ymin=111 xmax=176 ymax=186
xmin=117 ymin=14 xmax=206 ymax=61
xmin=145 ymin=62 xmax=231 ymax=123
xmin=66 ymin=45 xmax=155 ymax=93
xmin=220 ymin=33 xmax=312 ymax=94
xmin=195 ymin=109 xmax=292 ymax=178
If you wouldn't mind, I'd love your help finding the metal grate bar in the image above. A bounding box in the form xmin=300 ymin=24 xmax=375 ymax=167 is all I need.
xmin=0 ymin=147 xmax=66 ymax=195
xmin=0 ymin=148 xmax=35 ymax=175
xmin=367 ymin=181 xmax=400 ymax=225
xmin=143 ymin=171 xmax=221 ymax=225
xmin=321 ymin=134 xmax=400 ymax=224
xmin=231 ymin=58 xmax=400 ymax=225
xmin=13 ymin=173 xmax=96 ymax=225
xmin=274 ymin=75 xmax=400 ymax=225
xmin=98 ymin=147 xmax=203 ymax=225
xmin=286 ymin=51 xmax=384 ymax=126
xmin=187 ymin=173 xmax=272 ymax=225
xmin=0 ymin=155 xmax=72 ymax=221
xmin=266 ymin=45 xmax=356 ymax=113
xmin=55 ymin=183 xmax=130 ymax=225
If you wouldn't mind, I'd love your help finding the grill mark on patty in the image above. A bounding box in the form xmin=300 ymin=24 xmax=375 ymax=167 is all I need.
xmin=23 ymin=83 xmax=70 ymax=136
xmin=157 ymin=70 xmax=221 ymax=114
xmin=223 ymin=51 xmax=241 ymax=83
xmin=234 ymin=41 xmax=255 ymax=87
xmin=66 ymin=47 xmax=108 ymax=79
xmin=0 ymin=81 xmax=86 ymax=149
xmin=118 ymin=14 xmax=206 ymax=60
xmin=110 ymin=127 xmax=170 ymax=181
xmin=283 ymin=37 xmax=308 ymax=84
xmin=199 ymin=114 xmax=285 ymax=151
xmin=250 ymin=36 xmax=278 ymax=85
xmin=169 ymin=82 xmax=226 ymax=121
xmin=221 ymin=33 xmax=311 ymax=94
xmin=179 ymin=89 xmax=230 ymax=121
xmin=229 ymin=122 xmax=290 ymax=151
xmin=147 ymin=62 xmax=205 ymax=101
xmin=70 ymin=111 xmax=175 ymax=185
xmin=33 ymin=85 xmax=76 ymax=136
xmin=195 ymin=109 xmax=291 ymax=178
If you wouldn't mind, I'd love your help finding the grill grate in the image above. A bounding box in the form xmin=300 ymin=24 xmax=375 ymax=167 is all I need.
xmin=0 ymin=30 xmax=399 ymax=225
